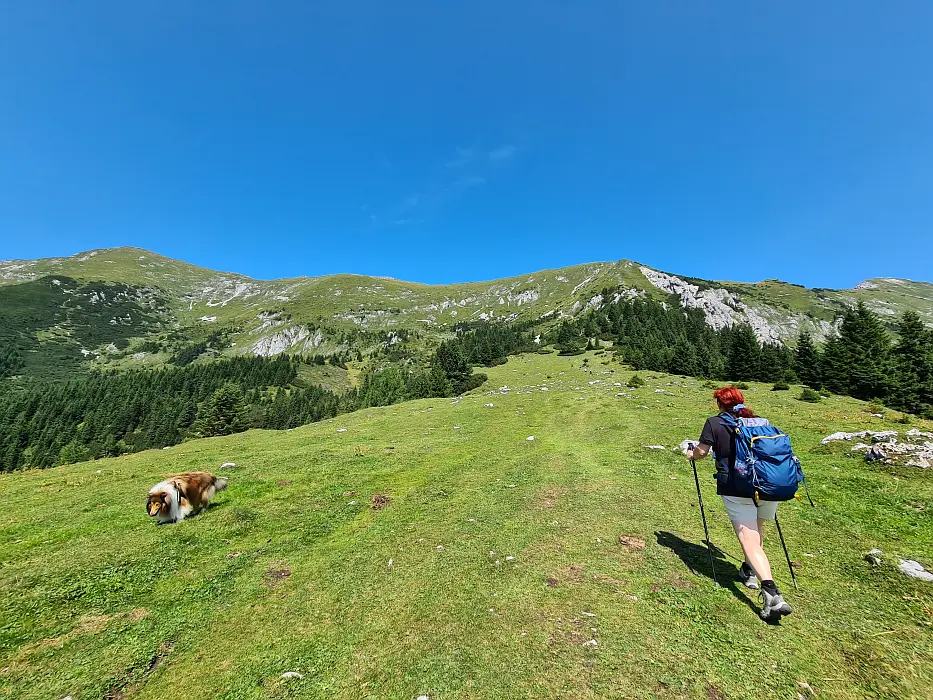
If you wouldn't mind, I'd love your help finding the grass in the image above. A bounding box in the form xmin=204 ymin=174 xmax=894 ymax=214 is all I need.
xmin=1 ymin=352 xmax=932 ymax=699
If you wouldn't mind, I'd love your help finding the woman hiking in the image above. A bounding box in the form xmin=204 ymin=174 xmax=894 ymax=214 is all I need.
xmin=685 ymin=386 xmax=794 ymax=622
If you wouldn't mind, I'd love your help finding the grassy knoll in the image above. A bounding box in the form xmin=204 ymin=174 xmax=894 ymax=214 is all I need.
xmin=1 ymin=352 xmax=931 ymax=699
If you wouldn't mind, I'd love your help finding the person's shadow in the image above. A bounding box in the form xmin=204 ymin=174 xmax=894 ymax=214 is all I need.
xmin=655 ymin=531 xmax=761 ymax=616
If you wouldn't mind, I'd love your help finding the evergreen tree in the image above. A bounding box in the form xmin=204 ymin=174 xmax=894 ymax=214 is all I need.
xmin=433 ymin=340 xmax=471 ymax=384
xmin=192 ymin=383 xmax=248 ymax=437
xmin=889 ymin=311 xmax=933 ymax=416
xmin=837 ymin=302 xmax=892 ymax=400
xmin=795 ymin=331 xmax=822 ymax=388
xmin=726 ymin=325 xmax=761 ymax=381
xmin=820 ymin=334 xmax=848 ymax=395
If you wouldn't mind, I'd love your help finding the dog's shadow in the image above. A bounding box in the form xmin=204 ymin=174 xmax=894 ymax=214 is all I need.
xmin=655 ymin=531 xmax=760 ymax=615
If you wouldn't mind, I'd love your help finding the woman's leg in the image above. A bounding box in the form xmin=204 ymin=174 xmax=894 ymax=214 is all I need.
xmin=732 ymin=520 xmax=774 ymax=582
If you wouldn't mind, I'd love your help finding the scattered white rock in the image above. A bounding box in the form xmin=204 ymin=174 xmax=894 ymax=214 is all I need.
xmin=506 ymin=556 xmax=516 ymax=561
xmin=388 ymin=559 xmax=393 ymax=568
xmin=337 ymin=427 xmax=347 ymax=433
xmin=644 ymin=445 xmax=666 ymax=450
xmin=526 ymin=436 xmax=535 ymax=441
xmin=220 ymin=462 xmax=236 ymax=469
xmin=484 ymin=403 xmax=494 ymax=407
xmin=581 ymin=611 xmax=596 ymax=617
xmin=864 ymin=549 xmax=883 ymax=566
xmin=898 ymin=559 xmax=933 ymax=582
xmin=583 ymin=639 xmax=598 ymax=647
xmin=280 ymin=672 xmax=304 ymax=680
xmin=436 ymin=545 xmax=444 ymax=550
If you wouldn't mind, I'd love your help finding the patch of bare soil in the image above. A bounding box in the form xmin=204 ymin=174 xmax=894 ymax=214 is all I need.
xmin=535 ymin=485 xmax=564 ymax=509
xmin=618 ymin=536 xmax=646 ymax=551
xmin=264 ymin=561 xmax=292 ymax=588
xmin=370 ymin=493 xmax=392 ymax=510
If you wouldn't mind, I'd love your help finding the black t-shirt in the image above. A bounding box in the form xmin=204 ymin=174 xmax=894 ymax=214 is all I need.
xmin=698 ymin=414 xmax=741 ymax=496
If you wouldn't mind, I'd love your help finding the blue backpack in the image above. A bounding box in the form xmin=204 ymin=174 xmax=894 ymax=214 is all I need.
xmin=718 ymin=411 xmax=808 ymax=502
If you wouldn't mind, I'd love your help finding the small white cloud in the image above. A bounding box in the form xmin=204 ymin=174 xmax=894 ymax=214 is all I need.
xmin=489 ymin=145 xmax=517 ymax=161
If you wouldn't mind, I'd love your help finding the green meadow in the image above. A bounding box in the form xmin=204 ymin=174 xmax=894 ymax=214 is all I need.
xmin=1 ymin=352 xmax=931 ymax=699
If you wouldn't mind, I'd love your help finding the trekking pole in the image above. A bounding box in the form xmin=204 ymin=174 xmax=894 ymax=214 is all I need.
xmin=690 ymin=457 xmax=718 ymax=587
xmin=773 ymin=514 xmax=799 ymax=591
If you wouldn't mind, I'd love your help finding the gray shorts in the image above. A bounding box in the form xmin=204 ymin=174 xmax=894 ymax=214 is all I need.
xmin=720 ymin=495 xmax=778 ymax=524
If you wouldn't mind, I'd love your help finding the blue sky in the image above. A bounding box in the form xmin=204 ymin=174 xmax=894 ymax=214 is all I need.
xmin=1 ymin=2 xmax=931 ymax=287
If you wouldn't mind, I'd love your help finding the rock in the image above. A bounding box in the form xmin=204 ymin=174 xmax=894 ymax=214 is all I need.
xmin=871 ymin=431 xmax=898 ymax=443
xmin=484 ymin=403 xmax=494 ymax=407
xmin=526 ymin=436 xmax=535 ymax=441
xmin=417 ymin=696 xmax=429 ymax=700
xmin=864 ymin=549 xmax=883 ymax=566
xmin=865 ymin=446 xmax=887 ymax=462
xmin=644 ymin=445 xmax=665 ymax=450
xmin=436 ymin=545 xmax=444 ymax=551
xmin=898 ymin=559 xmax=933 ymax=582
xmin=583 ymin=639 xmax=598 ymax=647
xmin=280 ymin=672 xmax=304 ymax=680
xmin=581 ymin=611 xmax=597 ymax=617
xmin=907 ymin=428 xmax=933 ymax=439
xmin=337 ymin=427 xmax=347 ymax=433
xmin=220 ymin=462 xmax=236 ymax=469
xmin=506 ymin=556 xmax=516 ymax=561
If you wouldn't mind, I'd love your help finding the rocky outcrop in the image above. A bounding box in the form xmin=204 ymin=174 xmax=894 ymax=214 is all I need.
xmin=251 ymin=327 xmax=311 ymax=356
xmin=639 ymin=266 xmax=835 ymax=343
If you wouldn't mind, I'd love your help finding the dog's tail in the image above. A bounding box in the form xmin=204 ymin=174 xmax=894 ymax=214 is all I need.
xmin=214 ymin=476 xmax=229 ymax=492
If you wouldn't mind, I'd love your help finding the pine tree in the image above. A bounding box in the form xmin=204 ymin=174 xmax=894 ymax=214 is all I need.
xmin=726 ymin=325 xmax=761 ymax=381
xmin=192 ymin=383 xmax=248 ymax=437
xmin=795 ymin=331 xmax=822 ymax=388
xmin=838 ymin=302 xmax=892 ymax=400
xmin=820 ymin=334 xmax=848 ymax=395
xmin=889 ymin=311 xmax=933 ymax=416
xmin=433 ymin=340 xmax=472 ymax=384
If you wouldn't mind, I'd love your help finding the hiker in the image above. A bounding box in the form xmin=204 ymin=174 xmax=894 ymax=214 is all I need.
xmin=685 ymin=387 xmax=794 ymax=621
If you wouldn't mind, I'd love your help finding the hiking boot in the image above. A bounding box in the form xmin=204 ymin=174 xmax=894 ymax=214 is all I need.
xmin=758 ymin=587 xmax=793 ymax=622
xmin=739 ymin=563 xmax=759 ymax=590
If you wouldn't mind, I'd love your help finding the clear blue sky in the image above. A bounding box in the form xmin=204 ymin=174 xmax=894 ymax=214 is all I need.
xmin=2 ymin=2 xmax=931 ymax=287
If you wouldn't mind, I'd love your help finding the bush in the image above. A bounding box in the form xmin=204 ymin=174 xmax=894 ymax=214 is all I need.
xmin=895 ymin=413 xmax=912 ymax=425
xmin=798 ymin=388 xmax=822 ymax=403
xmin=771 ymin=382 xmax=790 ymax=391
xmin=627 ymin=375 xmax=646 ymax=388
xmin=454 ymin=373 xmax=488 ymax=395
xmin=702 ymin=380 xmax=718 ymax=390
xmin=536 ymin=347 xmax=554 ymax=354
xmin=733 ymin=382 xmax=750 ymax=390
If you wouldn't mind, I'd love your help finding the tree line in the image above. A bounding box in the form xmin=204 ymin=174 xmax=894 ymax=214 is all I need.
xmin=552 ymin=294 xmax=796 ymax=383
xmin=0 ymin=321 xmax=535 ymax=471
xmin=794 ymin=303 xmax=933 ymax=417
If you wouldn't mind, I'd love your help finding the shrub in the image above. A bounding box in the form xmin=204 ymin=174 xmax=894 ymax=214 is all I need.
xmin=536 ymin=347 xmax=554 ymax=354
xmin=867 ymin=401 xmax=885 ymax=415
xmin=455 ymin=373 xmax=488 ymax=395
xmin=798 ymin=388 xmax=822 ymax=403
xmin=733 ymin=382 xmax=750 ymax=390
xmin=627 ymin=375 xmax=646 ymax=388
xmin=702 ymin=380 xmax=718 ymax=390
xmin=771 ymin=382 xmax=790 ymax=391
xmin=895 ymin=413 xmax=912 ymax=425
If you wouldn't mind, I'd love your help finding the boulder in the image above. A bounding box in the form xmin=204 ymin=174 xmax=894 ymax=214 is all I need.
xmin=898 ymin=559 xmax=933 ymax=582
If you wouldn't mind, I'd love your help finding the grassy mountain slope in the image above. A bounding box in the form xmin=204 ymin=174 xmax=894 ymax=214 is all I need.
xmin=1 ymin=247 xmax=932 ymax=379
xmin=1 ymin=351 xmax=931 ymax=699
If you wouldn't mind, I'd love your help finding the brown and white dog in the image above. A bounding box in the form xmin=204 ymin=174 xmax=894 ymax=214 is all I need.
xmin=146 ymin=472 xmax=228 ymax=524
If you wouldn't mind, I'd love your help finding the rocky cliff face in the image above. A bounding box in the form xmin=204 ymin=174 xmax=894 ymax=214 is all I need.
xmin=638 ymin=267 xmax=838 ymax=342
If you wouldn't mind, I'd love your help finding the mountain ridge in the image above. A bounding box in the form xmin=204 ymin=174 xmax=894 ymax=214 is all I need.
xmin=3 ymin=245 xmax=929 ymax=291
xmin=1 ymin=246 xmax=931 ymax=379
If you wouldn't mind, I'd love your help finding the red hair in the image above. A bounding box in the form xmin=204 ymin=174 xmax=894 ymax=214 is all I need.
xmin=713 ymin=386 xmax=756 ymax=418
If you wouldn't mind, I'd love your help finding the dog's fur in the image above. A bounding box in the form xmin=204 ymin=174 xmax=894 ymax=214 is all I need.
xmin=147 ymin=471 xmax=228 ymax=524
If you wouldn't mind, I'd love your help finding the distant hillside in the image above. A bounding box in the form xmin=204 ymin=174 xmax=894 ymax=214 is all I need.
xmin=1 ymin=246 xmax=931 ymax=379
